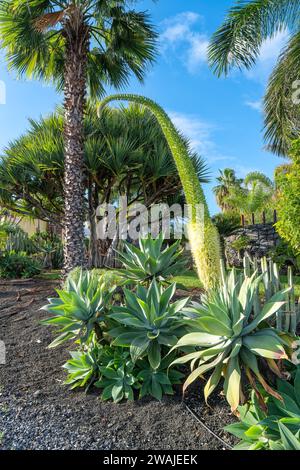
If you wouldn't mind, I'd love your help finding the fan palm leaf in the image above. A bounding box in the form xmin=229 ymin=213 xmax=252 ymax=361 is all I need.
xmin=208 ymin=0 xmax=300 ymax=158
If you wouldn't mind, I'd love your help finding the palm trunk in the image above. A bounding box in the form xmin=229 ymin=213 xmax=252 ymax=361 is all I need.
xmin=88 ymin=180 xmax=99 ymax=268
xmin=62 ymin=11 xmax=89 ymax=274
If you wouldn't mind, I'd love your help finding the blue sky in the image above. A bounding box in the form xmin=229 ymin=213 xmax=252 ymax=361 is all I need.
xmin=0 ymin=0 xmax=290 ymax=214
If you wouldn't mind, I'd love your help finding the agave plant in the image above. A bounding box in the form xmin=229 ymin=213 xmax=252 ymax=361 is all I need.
xmin=117 ymin=233 xmax=186 ymax=284
xmin=171 ymin=269 xmax=294 ymax=412
xmin=226 ymin=367 xmax=300 ymax=450
xmin=136 ymin=355 xmax=184 ymax=401
xmin=41 ymin=270 xmax=116 ymax=347
xmin=63 ymin=340 xmax=102 ymax=391
xmin=108 ymin=280 xmax=189 ymax=370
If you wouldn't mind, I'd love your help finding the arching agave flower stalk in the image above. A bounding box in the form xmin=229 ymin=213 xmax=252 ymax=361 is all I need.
xmin=98 ymin=94 xmax=221 ymax=290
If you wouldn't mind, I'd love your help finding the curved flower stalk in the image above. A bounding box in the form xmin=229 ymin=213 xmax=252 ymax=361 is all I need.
xmin=98 ymin=94 xmax=221 ymax=289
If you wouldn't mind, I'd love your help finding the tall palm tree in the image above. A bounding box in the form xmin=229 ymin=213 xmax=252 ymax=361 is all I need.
xmin=213 ymin=168 xmax=242 ymax=212
xmin=208 ymin=0 xmax=300 ymax=157
xmin=98 ymin=94 xmax=222 ymax=290
xmin=0 ymin=0 xmax=157 ymax=273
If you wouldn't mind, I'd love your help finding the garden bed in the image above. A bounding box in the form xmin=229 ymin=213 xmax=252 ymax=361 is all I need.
xmin=0 ymin=278 xmax=236 ymax=450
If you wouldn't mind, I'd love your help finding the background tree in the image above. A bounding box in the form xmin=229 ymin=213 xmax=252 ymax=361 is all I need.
xmin=0 ymin=103 xmax=209 ymax=267
xmin=0 ymin=0 xmax=157 ymax=273
xmin=208 ymin=0 xmax=300 ymax=156
xmin=224 ymin=171 xmax=275 ymax=222
xmin=275 ymin=140 xmax=300 ymax=254
xmin=213 ymin=168 xmax=242 ymax=212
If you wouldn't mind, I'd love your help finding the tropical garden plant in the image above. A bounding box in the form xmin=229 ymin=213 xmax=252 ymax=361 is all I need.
xmin=225 ymin=366 xmax=300 ymax=450
xmin=42 ymin=235 xmax=190 ymax=403
xmin=41 ymin=270 xmax=116 ymax=347
xmin=217 ymin=171 xmax=275 ymax=221
xmin=98 ymin=94 xmax=222 ymax=290
xmin=171 ymin=268 xmax=296 ymax=412
xmin=0 ymin=251 xmax=42 ymax=279
xmin=213 ymin=168 xmax=243 ymax=212
xmin=116 ymin=233 xmax=186 ymax=285
xmin=108 ymin=280 xmax=189 ymax=369
xmin=0 ymin=104 xmax=208 ymax=268
xmin=0 ymin=0 xmax=157 ymax=273
xmin=275 ymin=140 xmax=300 ymax=254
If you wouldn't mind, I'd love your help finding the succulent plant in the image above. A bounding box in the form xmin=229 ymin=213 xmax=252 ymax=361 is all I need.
xmin=225 ymin=366 xmax=300 ymax=450
xmin=171 ymin=268 xmax=294 ymax=411
xmin=108 ymin=279 xmax=189 ymax=369
xmin=95 ymin=364 xmax=139 ymax=403
xmin=63 ymin=340 xmax=102 ymax=391
xmin=41 ymin=269 xmax=116 ymax=347
xmin=117 ymin=233 xmax=186 ymax=284
xmin=243 ymin=255 xmax=300 ymax=334
xmin=136 ymin=355 xmax=184 ymax=401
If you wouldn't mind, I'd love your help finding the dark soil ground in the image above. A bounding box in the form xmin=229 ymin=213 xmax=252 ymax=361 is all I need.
xmin=0 ymin=278 xmax=236 ymax=450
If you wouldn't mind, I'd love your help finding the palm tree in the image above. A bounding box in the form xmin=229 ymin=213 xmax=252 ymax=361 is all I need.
xmin=208 ymin=0 xmax=300 ymax=157
xmin=213 ymin=168 xmax=242 ymax=212
xmin=0 ymin=1 xmax=157 ymax=273
xmin=0 ymin=102 xmax=209 ymax=268
xmin=225 ymin=171 xmax=275 ymax=220
xmin=98 ymin=94 xmax=222 ymax=290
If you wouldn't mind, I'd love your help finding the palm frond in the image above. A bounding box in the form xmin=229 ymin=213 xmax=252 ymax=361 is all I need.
xmin=208 ymin=0 xmax=299 ymax=76
xmin=264 ymin=29 xmax=300 ymax=156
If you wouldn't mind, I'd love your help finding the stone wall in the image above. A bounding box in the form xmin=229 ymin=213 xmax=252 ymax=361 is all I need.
xmin=224 ymin=223 xmax=280 ymax=267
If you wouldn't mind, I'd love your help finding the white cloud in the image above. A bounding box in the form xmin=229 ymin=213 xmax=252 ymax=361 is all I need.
xmin=160 ymin=12 xmax=209 ymax=73
xmin=245 ymin=100 xmax=263 ymax=112
xmin=169 ymin=111 xmax=235 ymax=164
xmin=244 ymin=29 xmax=289 ymax=83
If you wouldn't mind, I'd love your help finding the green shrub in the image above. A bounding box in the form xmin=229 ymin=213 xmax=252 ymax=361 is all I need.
xmin=0 ymin=251 xmax=42 ymax=279
xmin=212 ymin=212 xmax=241 ymax=238
xmin=230 ymin=235 xmax=250 ymax=254
xmin=275 ymin=142 xmax=300 ymax=254
xmin=225 ymin=366 xmax=300 ymax=450
xmin=171 ymin=268 xmax=295 ymax=412
xmin=136 ymin=355 xmax=184 ymax=400
xmin=268 ymin=240 xmax=300 ymax=273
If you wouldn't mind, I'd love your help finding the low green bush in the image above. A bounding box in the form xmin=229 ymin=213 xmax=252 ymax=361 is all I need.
xmin=0 ymin=251 xmax=42 ymax=279
xmin=225 ymin=366 xmax=300 ymax=450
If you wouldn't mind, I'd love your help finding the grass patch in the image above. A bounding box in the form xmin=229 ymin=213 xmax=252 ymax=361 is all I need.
xmin=37 ymin=270 xmax=61 ymax=281
xmin=172 ymin=270 xmax=203 ymax=290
